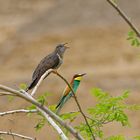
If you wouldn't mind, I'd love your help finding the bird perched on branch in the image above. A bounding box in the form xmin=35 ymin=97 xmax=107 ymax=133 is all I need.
xmin=26 ymin=43 xmax=69 ymax=91
xmin=56 ymin=73 xmax=86 ymax=114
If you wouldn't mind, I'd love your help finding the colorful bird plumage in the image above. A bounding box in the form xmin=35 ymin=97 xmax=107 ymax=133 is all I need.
xmin=56 ymin=73 xmax=86 ymax=114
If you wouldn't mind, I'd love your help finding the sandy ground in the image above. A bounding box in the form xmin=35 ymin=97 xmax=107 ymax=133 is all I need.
xmin=0 ymin=0 xmax=140 ymax=139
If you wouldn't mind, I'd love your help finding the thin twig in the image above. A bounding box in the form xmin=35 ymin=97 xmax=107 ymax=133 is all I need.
xmin=21 ymin=90 xmax=68 ymax=140
xmin=38 ymin=108 xmax=68 ymax=140
xmin=0 ymin=109 xmax=37 ymax=116
xmin=106 ymin=0 xmax=140 ymax=38
xmin=31 ymin=69 xmax=53 ymax=96
xmin=0 ymin=92 xmax=17 ymax=96
xmin=0 ymin=84 xmax=84 ymax=140
xmin=54 ymin=72 xmax=95 ymax=140
xmin=0 ymin=107 xmax=68 ymax=139
xmin=0 ymin=131 xmax=35 ymax=140
xmin=10 ymin=130 xmax=15 ymax=140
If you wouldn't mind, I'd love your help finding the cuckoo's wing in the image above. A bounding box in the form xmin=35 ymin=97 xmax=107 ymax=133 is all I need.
xmin=32 ymin=53 xmax=59 ymax=81
xmin=27 ymin=53 xmax=59 ymax=90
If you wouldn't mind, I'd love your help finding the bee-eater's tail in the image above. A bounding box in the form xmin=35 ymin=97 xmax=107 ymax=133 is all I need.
xmin=55 ymin=96 xmax=66 ymax=114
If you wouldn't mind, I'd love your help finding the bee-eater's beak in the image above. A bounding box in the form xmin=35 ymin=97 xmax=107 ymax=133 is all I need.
xmin=79 ymin=73 xmax=86 ymax=77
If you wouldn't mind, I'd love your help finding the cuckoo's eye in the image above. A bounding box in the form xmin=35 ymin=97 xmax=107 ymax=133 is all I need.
xmin=56 ymin=45 xmax=63 ymax=49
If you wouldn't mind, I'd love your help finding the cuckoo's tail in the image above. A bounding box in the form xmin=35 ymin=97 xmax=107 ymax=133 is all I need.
xmin=26 ymin=78 xmax=39 ymax=91
xmin=26 ymin=72 xmax=50 ymax=91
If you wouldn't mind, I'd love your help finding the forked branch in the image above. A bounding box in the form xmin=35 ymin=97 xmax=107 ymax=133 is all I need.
xmin=106 ymin=0 xmax=140 ymax=38
xmin=0 ymin=84 xmax=84 ymax=140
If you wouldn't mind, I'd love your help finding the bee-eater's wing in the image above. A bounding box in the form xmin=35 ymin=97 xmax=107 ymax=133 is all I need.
xmin=55 ymin=85 xmax=71 ymax=113
xmin=55 ymin=95 xmax=66 ymax=114
xmin=55 ymin=77 xmax=82 ymax=114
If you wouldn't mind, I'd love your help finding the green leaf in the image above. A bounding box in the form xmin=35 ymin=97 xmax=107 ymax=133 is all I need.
xmin=19 ymin=83 xmax=28 ymax=90
xmin=128 ymin=31 xmax=135 ymax=37
xmin=37 ymin=95 xmax=48 ymax=105
xmin=134 ymin=136 xmax=140 ymax=140
xmin=7 ymin=95 xmax=15 ymax=102
xmin=75 ymin=123 xmax=95 ymax=139
xmin=27 ymin=104 xmax=36 ymax=110
xmin=91 ymin=88 xmax=109 ymax=99
xmin=135 ymin=38 xmax=140 ymax=47
xmin=87 ymin=88 xmax=131 ymax=139
xmin=127 ymin=37 xmax=133 ymax=40
xmin=127 ymin=30 xmax=140 ymax=47
xmin=60 ymin=112 xmax=80 ymax=122
xmin=105 ymin=135 xmax=125 ymax=140
xmin=131 ymin=39 xmax=136 ymax=46
xmin=36 ymin=92 xmax=51 ymax=105
xmin=26 ymin=105 xmax=36 ymax=116
xmin=35 ymin=118 xmax=46 ymax=131
xmin=127 ymin=104 xmax=140 ymax=110
xmin=122 ymin=91 xmax=129 ymax=99
xmin=49 ymin=104 xmax=57 ymax=112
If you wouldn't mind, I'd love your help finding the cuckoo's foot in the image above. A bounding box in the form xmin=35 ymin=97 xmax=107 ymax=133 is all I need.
xmin=52 ymin=70 xmax=58 ymax=74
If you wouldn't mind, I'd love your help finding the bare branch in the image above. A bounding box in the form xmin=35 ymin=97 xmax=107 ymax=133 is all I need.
xmin=106 ymin=0 xmax=140 ymax=38
xmin=18 ymin=90 xmax=68 ymax=140
xmin=0 ymin=100 xmax=68 ymax=139
xmin=53 ymin=72 xmax=95 ymax=140
xmin=0 ymin=92 xmax=17 ymax=96
xmin=0 ymin=131 xmax=35 ymax=140
xmin=0 ymin=84 xmax=84 ymax=140
xmin=31 ymin=69 xmax=53 ymax=96
xmin=38 ymin=108 xmax=68 ymax=140
xmin=0 ymin=109 xmax=37 ymax=116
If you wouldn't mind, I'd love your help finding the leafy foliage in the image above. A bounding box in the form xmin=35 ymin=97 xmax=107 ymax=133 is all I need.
xmin=127 ymin=104 xmax=140 ymax=111
xmin=5 ymin=86 xmax=140 ymax=140
xmin=37 ymin=92 xmax=51 ymax=105
xmin=49 ymin=104 xmax=57 ymax=112
xmin=89 ymin=88 xmax=129 ymax=126
xmin=51 ymin=87 xmax=140 ymax=140
xmin=134 ymin=136 xmax=140 ymax=140
xmin=75 ymin=88 xmax=132 ymax=139
xmin=27 ymin=93 xmax=50 ymax=130
xmin=7 ymin=95 xmax=15 ymax=102
xmin=60 ymin=112 xmax=80 ymax=122
xmin=19 ymin=83 xmax=28 ymax=90
xmin=34 ymin=117 xmax=46 ymax=131
xmin=127 ymin=31 xmax=140 ymax=47
xmin=105 ymin=135 xmax=125 ymax=140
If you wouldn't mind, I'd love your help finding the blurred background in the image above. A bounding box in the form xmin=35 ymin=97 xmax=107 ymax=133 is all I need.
xmin=0 ymin=0 xmax=140 ymax=139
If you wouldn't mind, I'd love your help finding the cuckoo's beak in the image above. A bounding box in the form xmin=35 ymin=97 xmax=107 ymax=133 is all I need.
xmin=63 ymin=43 xmax=70 ymax=49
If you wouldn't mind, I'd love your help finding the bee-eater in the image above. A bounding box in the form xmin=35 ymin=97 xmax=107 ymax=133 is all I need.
xmin=56 ymin=73 xmax=86 ymax=114
xmin=26 ymin=43 xmax=69 ymax=91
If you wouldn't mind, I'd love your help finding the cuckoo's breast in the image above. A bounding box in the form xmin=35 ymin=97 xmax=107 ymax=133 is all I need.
xmin=55 ymin=53 xmax=63 ymax=69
